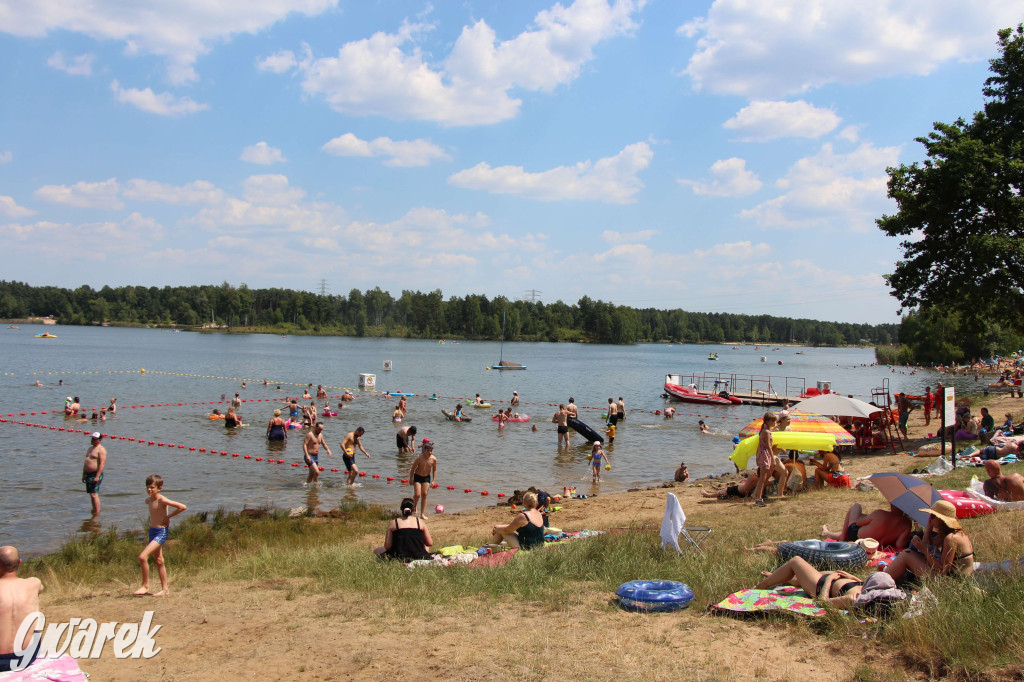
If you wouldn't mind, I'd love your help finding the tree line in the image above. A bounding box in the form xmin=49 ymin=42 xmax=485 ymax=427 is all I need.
xmin=0 ymin=280 xmax=895 ymax=346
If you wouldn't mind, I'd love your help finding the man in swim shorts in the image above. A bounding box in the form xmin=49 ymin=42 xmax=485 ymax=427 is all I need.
xmin=82 ymin=432 xmax=107 ymax=517
xmin=410 ymin=439 xmax=437 ymax=519
xmin=822 ymin=503 xmax=912 ymax=548
xmin=982 ymin=460 xmax=1024 ymax=501
xmin=552 ymin=404 xmax=570 ymax=447
xmin=341 ymin=427 xmax=370 ymax=486
xmin=0 ymin=546 xmax=44 ymax=673
xmin=396 ymin=425 xmax=417 ymax=454
xmin=978 ymin=441 xmax=1022 ymax=461
xmin=303 ymin=423 xmax=332 ymax=487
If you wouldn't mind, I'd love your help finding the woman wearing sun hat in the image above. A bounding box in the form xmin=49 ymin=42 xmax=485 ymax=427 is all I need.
xmin=884 ymin=500 xmax=974 ymax=582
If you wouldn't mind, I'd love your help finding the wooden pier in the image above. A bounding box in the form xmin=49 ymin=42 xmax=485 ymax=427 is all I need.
xmin=666 ymin=372 xmax=813 ymax=406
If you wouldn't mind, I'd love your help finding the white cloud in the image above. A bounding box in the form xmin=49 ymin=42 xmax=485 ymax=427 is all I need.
xmin=740 ymin=142 xmax=900 ymax=231
xmin=256 ymin=50 xmax=298 ymax=73
xmin=836 ymin=125 xmax=861 ymax=143
xmin=601 ymin=229 xmax=656 ymax=243
xmin=34 ymin=178 xmax=123 ymax=210
xmin=449 ymin=141 xmax=652 ymax=203
xmin=0 ymin=220 xmax=69 ymax=238
xmin=0 ymin=151 xmax=12 ymax=165
xmin=122 ymin=179 xmax=224 ymax=205
xmin=46 ymin=51 xmax=94 ymax=75
xmin=0 ymin=196 xmax=36 ymax=219
xmin=289 ymin=0 xmax=645 ymax=125
xmin=321 ymin=133 xmax=450 ymax=167
xmin=681 ymin=0 xmax=1021 ymax=97
xmin=111 ymin=80 xmax=208 ymax=116
xmin=692 ymin=240 xmax=768 ymax=260
xmin=723 ymin=100 xmax=840 ymax=141
xmin=680 ymin=157 xmax=762 ymax=197
xmin=1 ymin=0 xmax=337 ymax=85
xmin=242 ymin=175 xmax=306 ymax=206
xmin=241 ymin=142 xmax=287 ymax=165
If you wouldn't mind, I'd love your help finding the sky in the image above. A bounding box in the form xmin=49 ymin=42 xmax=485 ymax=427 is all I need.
xmin=0 ymin=1 xmax=1020 ymax=324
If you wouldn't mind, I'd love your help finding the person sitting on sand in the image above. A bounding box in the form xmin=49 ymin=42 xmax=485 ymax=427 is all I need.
xmin=374 ymin=498 xmax=433 ymax=562
xmin=755 ymin=556 xmax=905 ymax=610
xmin=701 ymin=473 xmax=758 ymax=500
xmin=982 ymin=460 xmax=1024 ymax=501
xmin=822 ymin=503 xmax=911 ymax=549
xmin=675 ymin=461 xmax=689 ymax=483
xmin=489 ymin=492 xmax=545 ymax=550
xmin=808 ymin=451 xmax=851 ymax=489
xmin=885 ymin=500 xmax=974 ymax=582
xmin=0 ymin=546 xmax=45 ymax=673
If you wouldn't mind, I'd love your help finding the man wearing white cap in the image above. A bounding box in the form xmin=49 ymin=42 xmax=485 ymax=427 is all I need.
xmin=510 ymin=391 xmax=520 ymax=407
xmin=82 ymin=432 xmax=107 ymax=517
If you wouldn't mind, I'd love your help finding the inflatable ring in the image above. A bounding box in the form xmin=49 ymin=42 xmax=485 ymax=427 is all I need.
xmin=615 ymin=580 xmax=694 ymax=612
xmin=776 ymin=540 xmax=867 ymax=570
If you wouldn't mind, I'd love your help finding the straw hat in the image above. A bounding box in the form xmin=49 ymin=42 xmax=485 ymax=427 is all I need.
xmin=918 ymin=499 xmax=962 ymax=530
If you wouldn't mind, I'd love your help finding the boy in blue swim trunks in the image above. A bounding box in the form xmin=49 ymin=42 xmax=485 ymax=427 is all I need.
xmin=135 ymin=474 xmax=187 ymax=597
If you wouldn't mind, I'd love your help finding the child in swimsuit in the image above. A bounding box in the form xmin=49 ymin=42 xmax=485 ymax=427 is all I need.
xmin=134 ymin=474 xmax=186 ymax=597
xmin=591 ymin=443 xmax=610 ymax=482
xmin=409 ymin=440 xmax=437 ymax=519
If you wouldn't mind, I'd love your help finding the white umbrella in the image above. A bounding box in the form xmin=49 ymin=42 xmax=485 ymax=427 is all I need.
xmin=792 ymin=393 xmax=882 ymax=419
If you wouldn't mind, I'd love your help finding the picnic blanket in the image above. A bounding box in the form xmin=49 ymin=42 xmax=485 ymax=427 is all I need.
xmin=711 ymin=586 xmax=826 ymax=618
xmin=0 ymin=655 xmax=89 ymax=681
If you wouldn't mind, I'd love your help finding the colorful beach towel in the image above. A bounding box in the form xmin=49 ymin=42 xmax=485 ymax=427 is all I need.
xmin=0 ymin=655 xmax=89 ymax=681
xmin=711 ymin=586 xmax=826 ymax=618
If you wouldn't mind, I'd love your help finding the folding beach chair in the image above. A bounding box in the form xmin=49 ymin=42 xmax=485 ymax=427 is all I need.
xmin=660 ymin=493 xmax=712 ymax=555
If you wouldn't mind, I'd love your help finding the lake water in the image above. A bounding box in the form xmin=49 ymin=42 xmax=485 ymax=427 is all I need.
xmin=0 ymin=325 xmax=971 ymax=555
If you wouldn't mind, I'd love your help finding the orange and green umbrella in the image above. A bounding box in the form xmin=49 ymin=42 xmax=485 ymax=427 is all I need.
xmin=738 ymin=409 xmax=855 ymax=446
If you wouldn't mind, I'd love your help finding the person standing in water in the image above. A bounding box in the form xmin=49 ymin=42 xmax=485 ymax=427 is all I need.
xmin=303 ymin=423 xmax=332 ymax=487
xmin=341 ymin=427 xmax=370 ymax=486
xmin=552 ymin=404 xmax=570 ymax=448
xmin=82 ymin=432 xmax=107 ymax=517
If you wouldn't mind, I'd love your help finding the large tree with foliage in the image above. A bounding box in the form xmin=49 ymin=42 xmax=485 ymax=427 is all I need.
xmin=878 ymin=25 xmax=1024 ymax=328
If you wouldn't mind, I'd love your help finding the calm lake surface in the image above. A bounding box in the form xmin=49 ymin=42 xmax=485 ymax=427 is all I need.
xmin=0 ymin=325 xmax=968 ymax=555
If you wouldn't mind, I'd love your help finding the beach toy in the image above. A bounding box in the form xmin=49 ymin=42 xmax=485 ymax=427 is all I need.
xmin=616 ymin=580 xmax=694 ymax=613
xmin=776 ymin=540 xmax=867 ymax=570
xmin=435 ymin=504 xmax=445 ymax=514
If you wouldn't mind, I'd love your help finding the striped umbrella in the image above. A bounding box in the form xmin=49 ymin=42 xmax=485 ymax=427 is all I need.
xmin=738 ymin=409 xmax=856 ymax=445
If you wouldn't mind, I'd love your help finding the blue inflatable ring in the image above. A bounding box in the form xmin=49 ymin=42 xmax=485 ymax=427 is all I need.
xmin=616 ymin=580 xmax=694 ymax=612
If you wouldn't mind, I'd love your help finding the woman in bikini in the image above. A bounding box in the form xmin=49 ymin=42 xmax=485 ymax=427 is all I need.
xmin=884 ymin=500 xmax=974 ymax=582
xmin=754 ymin=555 xmax=867 ymax=607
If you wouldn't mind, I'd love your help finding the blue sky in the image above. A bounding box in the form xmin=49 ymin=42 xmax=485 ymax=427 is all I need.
xmin=0 ymin=1 xmax=1019 ymax=324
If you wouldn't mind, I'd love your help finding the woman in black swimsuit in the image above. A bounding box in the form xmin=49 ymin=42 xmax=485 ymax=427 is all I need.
xmin=374 ymin=498 xmax=433 ymax=561
xmin=755 ymin=556 xmax=866 ymax=607
xmin=885 ymin=500 xmax=974 ymax=582
xmin=489 ymin=491 xmax=546 ymax=550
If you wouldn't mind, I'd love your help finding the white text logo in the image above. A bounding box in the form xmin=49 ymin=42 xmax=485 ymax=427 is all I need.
xmin=11 ymin=611 xmax=161 ymax=671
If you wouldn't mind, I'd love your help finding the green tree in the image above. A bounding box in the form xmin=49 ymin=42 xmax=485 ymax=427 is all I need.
xmin=878 ymin=25 xmax=1024 ymax=328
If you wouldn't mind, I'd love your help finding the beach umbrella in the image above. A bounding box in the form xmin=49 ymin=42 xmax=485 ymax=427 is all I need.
xmin=868 ymin=473 xmax=941 ymax=528
xmin=792 ymin=394 xmax=882 ymax=420
xmin=738 ymin=410 xmax=855 ymax=445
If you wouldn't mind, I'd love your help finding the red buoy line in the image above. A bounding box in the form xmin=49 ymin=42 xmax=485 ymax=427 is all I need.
xmin=4 ymin=394 xmax=380 ymax=419
xmin=0 ymin=417 xmax=508 ymax=498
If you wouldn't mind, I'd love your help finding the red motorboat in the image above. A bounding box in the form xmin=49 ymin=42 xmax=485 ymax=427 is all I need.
xmin=664 ymin=375 xmax=741 ymax=405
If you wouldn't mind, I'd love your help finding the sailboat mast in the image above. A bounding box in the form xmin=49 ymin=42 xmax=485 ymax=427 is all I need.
xmin=499 ymin=311 xmax=505 ymax=363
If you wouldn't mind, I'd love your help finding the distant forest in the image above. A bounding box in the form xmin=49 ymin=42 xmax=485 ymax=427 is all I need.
xmin=0 ymin=281 xmax=897 ymax=346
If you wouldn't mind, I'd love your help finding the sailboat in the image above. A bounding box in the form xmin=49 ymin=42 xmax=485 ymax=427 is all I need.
xmin=493 ymin=311 xmax=526 ymax=370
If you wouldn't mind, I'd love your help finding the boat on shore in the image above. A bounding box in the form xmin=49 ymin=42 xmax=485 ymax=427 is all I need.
xmin=664 ymin=374 xmax=740 ymax=406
